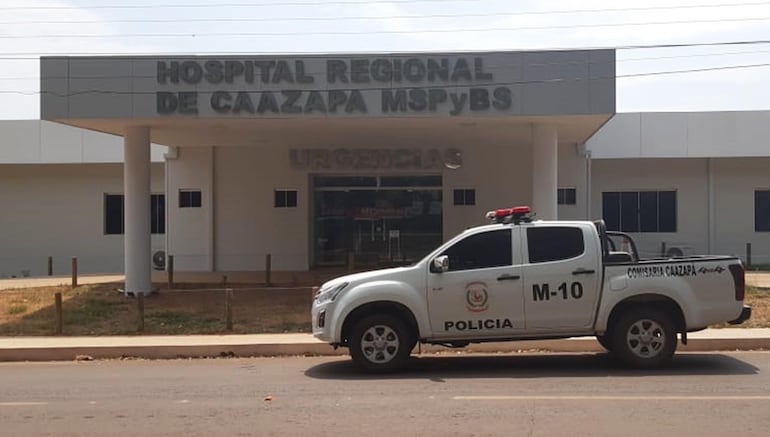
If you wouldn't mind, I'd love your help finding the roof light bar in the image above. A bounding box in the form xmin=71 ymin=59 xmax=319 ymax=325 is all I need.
xmin=485 ymin=205 xmax=533 ymax=224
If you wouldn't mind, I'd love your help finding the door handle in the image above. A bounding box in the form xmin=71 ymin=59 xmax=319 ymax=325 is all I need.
xmin=497 ymin=274 xmax=521 ymax=281
xmin=572 ymin=268 xmax=595 ymax=275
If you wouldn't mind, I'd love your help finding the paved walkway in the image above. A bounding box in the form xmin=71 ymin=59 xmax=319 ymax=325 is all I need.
xmin=1 ymin=329 xmax=769 ymax=362
xmin=747 ymin=272 xmax=770 ymax=289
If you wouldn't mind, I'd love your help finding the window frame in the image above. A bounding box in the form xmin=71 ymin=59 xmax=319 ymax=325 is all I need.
xmin=150 ymin=194 xmax=165 ymax=235
xmin=601 ymin=190 xmax=677 ymax=233
xmin=755 ymin=189 xmax=770 ymax=232
xmin=179 ymin=189 xmax=202 ymax=208
xmin=104 ymin=193 xmax=124 ymax=235
xmin=453 ymin=188 xmax=476 ymax=206
xmin=274 ymin=188 xmax=298 ymax=208
xmin=557 ymin=187 xmax=577 ymax=205
xmin=104 ymin=193 xmax=165 ymax=235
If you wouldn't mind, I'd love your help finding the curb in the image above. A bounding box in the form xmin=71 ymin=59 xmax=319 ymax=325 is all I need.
xmin=1 ymin=338 xmax=768 ymax=362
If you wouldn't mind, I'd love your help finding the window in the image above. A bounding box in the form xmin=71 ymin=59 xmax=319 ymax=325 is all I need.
xmin=104 ymin=194 xmax=124 ymax=235
xmin=179 ymin=189 xmax=202 ymax=208
xmin=150 ymin=194 xmax=165 ymax=234
xmin=275 ymin=189 xmax=298 ymax=208
xmin=453 ymin=189 xmax=476 ymax=206
xmin=104 ymin=194 xmax=165 ymax=235
xmin=440 ymin=229 xmax=512 ymax=271
xmin=756 ymin=190 xmax=770 ymax=232
xmin=602 ymin=191 xmax=676 ymax=233
xmin=558 ymin=188 xmax=577 ymax=205
xmin=527 ymin=227 xmax=585 ymax=263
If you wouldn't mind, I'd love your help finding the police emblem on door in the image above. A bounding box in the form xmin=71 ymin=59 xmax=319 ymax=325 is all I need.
xmin=466 ymin=282 xmax=489 ymax=312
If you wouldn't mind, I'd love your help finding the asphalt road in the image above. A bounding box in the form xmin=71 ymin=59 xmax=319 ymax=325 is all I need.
xmin=1 ymin=352 xmax=769 ymax=436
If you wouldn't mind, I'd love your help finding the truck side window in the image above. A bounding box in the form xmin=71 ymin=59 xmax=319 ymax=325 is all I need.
xmin=527 ymin=227 xmax=584 ymax=263
xmin=441 ymin=229 xmax=512 ymax=271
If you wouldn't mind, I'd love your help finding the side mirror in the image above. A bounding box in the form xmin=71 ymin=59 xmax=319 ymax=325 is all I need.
xmin=432 ymin=255 xmax=449 ymax=273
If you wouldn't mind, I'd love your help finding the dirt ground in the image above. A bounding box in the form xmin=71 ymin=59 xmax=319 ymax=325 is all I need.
xmin=0 ymin=282 xmax=767 ymax=336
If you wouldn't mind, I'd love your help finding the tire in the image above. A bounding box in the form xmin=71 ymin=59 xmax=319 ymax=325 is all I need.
xmin=349 ymin=314 xmax=414 ymax=373
xmin=611 ymin=307 xmax=677 ymax=369
xmin=596 ymin=334 xmax=613 ymax=352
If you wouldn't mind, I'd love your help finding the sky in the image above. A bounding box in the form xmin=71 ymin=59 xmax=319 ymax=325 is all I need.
xmin=2 ymin=0 xmax=770 ymax=119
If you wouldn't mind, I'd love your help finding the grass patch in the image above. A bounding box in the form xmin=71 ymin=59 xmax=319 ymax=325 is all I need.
xmin=0 ymin=283 xmax=312 ymax=336
xmin=7 ymin=305 xmax=27 ymax=315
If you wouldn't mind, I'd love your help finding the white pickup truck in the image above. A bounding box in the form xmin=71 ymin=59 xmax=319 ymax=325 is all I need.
xmin=312 ymin=206 xmax=751 ymax=372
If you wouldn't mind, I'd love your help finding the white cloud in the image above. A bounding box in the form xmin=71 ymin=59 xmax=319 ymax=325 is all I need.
xmin=0 ymin=0 xmax=170 ymax=119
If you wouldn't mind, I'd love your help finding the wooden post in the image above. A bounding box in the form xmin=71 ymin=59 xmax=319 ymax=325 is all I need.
xmin=347 ymin=251 xmax=355 ymax=272
xmin=746 ymin=243 xmax=752 ymax=268
xmin=167 ymin=255 xmax=174 ymax=289
xmin=71 ymin=257 xmax=78 ymax=288
xmin=265 ymin=254 xmax=272 ymax=286
xmin=54 ymin=292 xmax=63 ymax=335
xmin=47 ymin=256 xmax=53 ymax=276
xmin=225 ymin=289 xmax=233 ymax=331
xmin=660 ymin=242 xmax=667 ymax=258
xmin=137 ymin=292 xmax=145 ymax=332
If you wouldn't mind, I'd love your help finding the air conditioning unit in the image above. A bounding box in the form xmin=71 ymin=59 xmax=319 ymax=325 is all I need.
xmin=152 ymin=250 xmax=166 ymax=270
xmin=664 ymin=244 xmax=694 ymax=258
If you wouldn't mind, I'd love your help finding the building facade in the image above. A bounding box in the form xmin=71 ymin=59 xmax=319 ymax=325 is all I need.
xmin=4 ymin=111 xmax=768 ymax=279
xmin=0 ymin=120 xmax=166 ymax=278
xmin=39 ymin=50 xmax=616 ymax=293
xmin=585 ymin=112 xmax=770 ymax=265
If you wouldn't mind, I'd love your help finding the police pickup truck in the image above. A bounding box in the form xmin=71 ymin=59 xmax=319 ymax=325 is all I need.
xmin=312 ymin=206 xmax=751 ymax=372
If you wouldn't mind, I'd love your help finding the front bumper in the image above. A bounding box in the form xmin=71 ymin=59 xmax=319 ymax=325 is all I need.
xmin=728 ymin=305 xmax=752 ymax=325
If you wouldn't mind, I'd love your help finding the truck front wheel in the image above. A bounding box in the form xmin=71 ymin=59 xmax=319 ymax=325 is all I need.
xmin=612 ymin=308 xmax=677 ymax=368
xmin=349 ymin=314 xmax=414 ymax=373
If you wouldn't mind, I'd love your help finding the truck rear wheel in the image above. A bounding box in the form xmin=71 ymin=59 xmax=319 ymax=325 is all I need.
xmin=612 ymin=308 xmax=677 ymax=368
xmin=349 ymin=314 xmax=414 ymax=373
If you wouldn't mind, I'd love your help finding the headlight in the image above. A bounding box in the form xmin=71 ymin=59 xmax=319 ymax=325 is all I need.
xmin=315 ymin=282 xmax=348 ymax=304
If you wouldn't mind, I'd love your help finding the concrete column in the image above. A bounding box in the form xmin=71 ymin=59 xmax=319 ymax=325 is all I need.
xmin=532 ymin=123 xmax=558 ymax=220
xmin=124 ymin=126 xmax=152 ymax=295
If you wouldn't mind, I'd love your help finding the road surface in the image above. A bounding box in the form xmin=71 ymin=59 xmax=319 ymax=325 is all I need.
xmin=1 ymin=352 xmax=769 ymax=436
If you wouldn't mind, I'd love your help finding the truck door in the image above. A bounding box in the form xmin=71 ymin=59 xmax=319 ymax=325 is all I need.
xmin=522 ymin=224 xmax=601 ymax=331
xmin=426 ymin=227 xmax=525 ymax=338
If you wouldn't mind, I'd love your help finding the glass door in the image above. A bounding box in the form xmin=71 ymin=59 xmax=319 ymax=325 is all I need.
xmin=312 ymin=176 xmax=442 ymax=268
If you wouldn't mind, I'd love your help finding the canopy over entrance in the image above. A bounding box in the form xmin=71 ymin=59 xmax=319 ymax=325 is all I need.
xmin=40 ymin=50 xmax=616 ymax=294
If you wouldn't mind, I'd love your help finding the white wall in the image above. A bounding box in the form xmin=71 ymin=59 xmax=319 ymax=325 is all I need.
xmin=0 ymin=120 xmax=167 ymax=164
xmin=590 ymin=157 xmax=770 ymax=264
xmin=588 ymin=111 xmax=770 ymax=159
xmin=587 ymin=111 xmax=770 ymax=263
xmin=166 ymin=147 xmax=214 ymax=271
xmin=442 ymin=142 xmax=533 ymax=238
xmin=0 ymin=163 xmax=165 ymax=277
xmin=713 ymin=158 xmax=770 ymax=264
xmin=557 ymin=143 xmax=589 ymax=220
xmin=167 ymin=135 xmax=544 ymax=271
xmin=212 ymin=146 xmax=310 ymax=271
xmin=590 ymin=158 xmax=709 ymax=258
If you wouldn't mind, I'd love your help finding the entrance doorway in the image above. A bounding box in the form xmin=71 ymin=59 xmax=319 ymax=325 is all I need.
xmin=312 ymin=175 xmax=442 ymax=267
